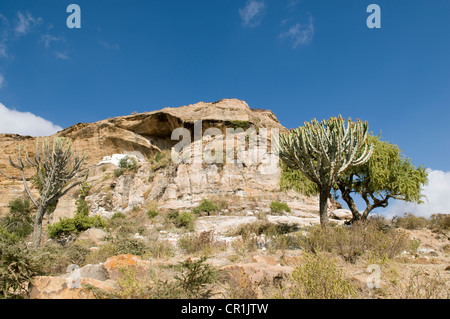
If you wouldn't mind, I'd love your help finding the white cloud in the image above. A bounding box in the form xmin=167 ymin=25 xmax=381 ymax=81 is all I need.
xmin=99 ymin=40 xmax=120 ymax=51
xmin=41 ymin=34 xmax=64 ymax=49
xmin=0 ymin=14 xmax=9 ymax=58
xmin=55 ymin=51 xmax=70 ymax=60
xmin=14 ymin=12 xmax=42 ymax=36
xmin=384 ymin=169 xmax=450 ymax=218
xmin=280 ymin=16 xmax=314 ymax=48
xmin=239 ymin=1 xmax=265 ymax=27
xmin=0 ymin=102 xmax=63 ymax=137
xmin=0 ymin=74 xmax=4 ymax=89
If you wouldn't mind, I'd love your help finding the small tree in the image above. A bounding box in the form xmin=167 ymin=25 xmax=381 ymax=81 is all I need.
xmin=278 ymin=115 xmax=372 ymax=226
xmin=337 ymin=135 xmax=428 ymax=222
xmin=0 ymin=137 xmax=88 ymax=247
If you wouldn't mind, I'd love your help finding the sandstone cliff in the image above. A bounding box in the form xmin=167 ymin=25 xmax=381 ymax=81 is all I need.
xmin=0 ymin=98 xmax=318 ymax=221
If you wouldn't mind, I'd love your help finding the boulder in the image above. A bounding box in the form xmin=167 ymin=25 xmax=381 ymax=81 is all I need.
xmin=252 ymin=255 xmax=279 ymax=266
xmin=77 ymin=228 xmax=108 ymax=245
xmin=29 ymin=276 xmax=115 ymax=299
xmin=194 ymin=216 xmax=259 ymax=235
xmin=103 ymin=254 xmax=151 ymax=280
xmin=220 ymin=263 xmax=293 ymax=285
xmin=266 ymin=215 xmax=320 ymax=227
xmin=63 ymin=264 xmax=110 ymax=282
xmin=329 ymin=209 xmax=353 ymax=220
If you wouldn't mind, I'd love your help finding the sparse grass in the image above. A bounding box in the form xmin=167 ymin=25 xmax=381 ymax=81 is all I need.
xmin=231 ymin=232 xmax=258 ymax=257
xmin=144 ymin=240 xmax=174 ymax=259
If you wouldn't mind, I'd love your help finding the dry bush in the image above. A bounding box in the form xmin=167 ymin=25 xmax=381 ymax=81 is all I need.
xmin=393 ymin=268 xmax=449 ymax=299
xmin=302 ymin=220 xmax=410 ymax=264
xmin=428 ymin=213 xmax=450 ymax=232
xmin=145 ymin=240 xmax=174 ymax=259
xmin=288 ymin=252 xmax=357 ymax=299
xmin=178 ymin=231 xmax=226 ymax=255
xmin=222 ymin=268 xmax=259 ymax=299
xmin=231 ymin=232 xmax=258 ymax=257
xmin=392 ymin=213 xmax=428 ymax=230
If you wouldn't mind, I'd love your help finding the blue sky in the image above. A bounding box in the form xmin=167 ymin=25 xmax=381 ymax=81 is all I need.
xmin=0 ymin=0 xmax=449 ymax=216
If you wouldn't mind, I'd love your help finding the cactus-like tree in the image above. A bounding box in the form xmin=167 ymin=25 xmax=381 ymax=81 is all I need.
xmin=278 ymin=115 xmax=373 ymax=226
xmin=0 ymin=137 xmax=87 ymax=247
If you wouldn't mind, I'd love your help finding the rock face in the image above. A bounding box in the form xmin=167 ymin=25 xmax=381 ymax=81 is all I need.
xmin=103 ymin=254 xmax=151 ymax=281
xmin=77 ymin=228 xmax=108 ymax=245
xmin=29 ymin=276 xmax=115 ymax=299
xmin=0 ymin=98 xmax=328 ymax=225
xmin=0 ymin=99 xmax=294 ymax=217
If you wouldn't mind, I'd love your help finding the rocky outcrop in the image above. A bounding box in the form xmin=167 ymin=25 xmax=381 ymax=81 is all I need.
xmin=103 ymin=254 xmax=151 ymax=281
xmin=29 ymin=276 xmax=115 ymax=299
xmin=0 ymin=99 xmax=291 ymax=217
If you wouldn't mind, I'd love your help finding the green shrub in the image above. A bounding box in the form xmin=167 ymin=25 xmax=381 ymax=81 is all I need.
xmin=112 ymin=236 xmax=147 ymax=257
xmin=114 ymin=169 xmax=124 ymax=178
xmin=149 ymin=150 xmax=173 ymax=171
xmin=0 ymin=198 xmax=34 ymax=239
xmin=0 ymin=231 xmax=41 ymax=299
xmin=119 ymin=156 xmax=138 ymax=171
xmin=175 ymin=212 xmax=196 ymax=230
xmin=192 ymin=199 xmax=219 ymax=216
xmin=111 ymin=212 xmax=126 ymax=220
xmin=174 ymin=257 xmax=218 ymax=299
xmin=270 ymin=201 xmax=291 ymax=214
xmin=48 ymin=214 xmax=106 ymax=239
xmin=279 ymin=161 xmax=319 ymax=196
xmin=289 ymin=252 xmax=356 ymax=299
xmin=147 ymin=210 xmax=159 ymax=219
xmin=230 ymin=120 xmax=250 ymax=130
xmin=166 ymin=211 xmax=196 ymax=230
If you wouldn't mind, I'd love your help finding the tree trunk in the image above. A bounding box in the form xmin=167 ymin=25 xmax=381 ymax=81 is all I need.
xmin=361 ymin=207 xmax=374 ymax=220
xmin=319 ymin=188 xmax=330 ymax=227
xmin=32 ymin=205 xmax=46 ymax=248
xmin=338 ymin=185 xmax=361 ymax=223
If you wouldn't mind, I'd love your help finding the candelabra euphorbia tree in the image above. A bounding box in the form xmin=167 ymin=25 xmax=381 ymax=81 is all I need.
xmin=0 ymin=137 xmax=88 ymax=247
xmin=278 ymin=115 xmax=373 ymax=226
